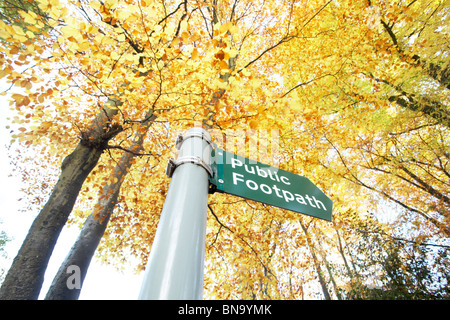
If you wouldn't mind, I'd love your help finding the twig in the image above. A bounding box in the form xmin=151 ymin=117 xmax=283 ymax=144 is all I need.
xmin=106 ymin=144 xmax=155 ymax=157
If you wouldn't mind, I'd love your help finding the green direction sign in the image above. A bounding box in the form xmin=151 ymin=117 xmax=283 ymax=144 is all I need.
xmin=209 ymin=147 xmax=333 ymax=221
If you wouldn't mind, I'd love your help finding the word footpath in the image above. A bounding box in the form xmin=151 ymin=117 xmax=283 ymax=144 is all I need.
xmin=211 ymin=148 xmax=332 ymax=221
xmin=231 ymin=158 xmax=328 ymax=210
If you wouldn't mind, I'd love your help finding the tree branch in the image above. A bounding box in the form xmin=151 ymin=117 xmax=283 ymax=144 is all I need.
xmin=106 ymin=145 xmax=155 ymax=157
xmin=380 ymin=16 xmax=450 ymax=90
xmin=239 ymin=0 xmax=334 ymax=78
xmin=208 ymin=204 xmax=234 ymax=234
xmin=207 ymin=204 xmax=278 ymax=282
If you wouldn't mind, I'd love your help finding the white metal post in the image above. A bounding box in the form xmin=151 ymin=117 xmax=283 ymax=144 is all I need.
xmin=138 ymin=127 xmax=213 ymax=300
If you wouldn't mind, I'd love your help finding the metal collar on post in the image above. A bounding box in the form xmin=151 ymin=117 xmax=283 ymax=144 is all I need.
xmin=166 ymin=156 xmax=213 ymax=178
xmin=175 ymin=130 xmax=213 ymax=150
xmin=166 ymin=129 xmax=214 ymax=178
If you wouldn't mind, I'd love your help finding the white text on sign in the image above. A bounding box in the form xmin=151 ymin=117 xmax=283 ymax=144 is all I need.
xmin=231 ymin=158 xmax=327 ymax=211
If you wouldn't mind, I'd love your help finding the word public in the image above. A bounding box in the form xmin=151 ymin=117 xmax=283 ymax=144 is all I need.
xmin=230 ymin=158 xmax=328 ymax=211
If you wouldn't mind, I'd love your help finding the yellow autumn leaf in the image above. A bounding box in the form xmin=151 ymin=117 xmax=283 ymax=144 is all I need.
xmin=20 ymin=11 xmax=37 ymax=25
xmin=241 ymin=69 xmax=251 ymax=77
xmin=2 ymin=0 xmax=447 ymax=302
xmin=111 ymin=51 xmax=120 ymax=60
xmin=248 ymin=119 xmax=258 ymax=129
xmin=218 ymin=60 xmax=228 ymax=70
xmin=191 ymin=48 xmax=199 ymax=60
xmin=117 ymin=33 xmax=126 ymax=42
xmin=219 ymin=22 xmax=233 ymax=34
xmin=0 ymin=29 xmax=10 ymax=39
xmin=60 ymin=26 xmax=79 ymax=38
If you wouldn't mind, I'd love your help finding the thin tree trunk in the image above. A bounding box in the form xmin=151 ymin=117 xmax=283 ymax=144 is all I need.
xmin=333 ymin=221 xmax=352 ymax=278
xmin=299 ymin=220 xmax=331 ymax=300
xmin=388 ymin=93 xmax=450 ymax=128
xmin=316 ymin=240 xmax=342 ymax=300
xmin=380 ymin=18 xmax=450 ymax=90
xmin=325 ymin=137 xmax=450 ymax=237
xmin=44 ymin=111 xmax=155 ymax=300
xmin=365 ymin=72 xmax=450 ymax=128
xmin=0 ymin=102 xmax=122 ymax=300
xmin=44 ymin=209 xmax=115 ymax=300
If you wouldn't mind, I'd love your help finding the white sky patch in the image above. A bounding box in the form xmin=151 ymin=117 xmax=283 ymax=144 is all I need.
xmin=0 ymin=80 xmax=143 ymax=299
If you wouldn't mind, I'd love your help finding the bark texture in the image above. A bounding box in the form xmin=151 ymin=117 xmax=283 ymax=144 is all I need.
xmin=44 ymin=111 xmax=155 ymax=300
xmin=0 ymin=144 xmax=103 ymax=299
xmin=0 ymin=103 xmax=121 ymax=300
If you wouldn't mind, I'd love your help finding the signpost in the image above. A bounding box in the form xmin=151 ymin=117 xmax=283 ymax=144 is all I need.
xmin=139 ymin=127 xmax=333 ymax=300
xmin=138 ymin=128 xmax=213 ymax=300
xmin=209 ymin=146 xmax=333 ymax=221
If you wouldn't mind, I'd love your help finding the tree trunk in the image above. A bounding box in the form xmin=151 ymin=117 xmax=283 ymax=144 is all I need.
xmin=380 ymin=18 xmax=450 ymax=90
xmin=333 ymin=221 xmax=353 ymax=278
xmin=316 ymin=240 xmax=342 ymax=300
xmin=44 ymin=111 xmax=155 ymax=300
xmin=388 ymin=93 xmax=450 ymax=128
xmin=44 ymin=192 xmax=118 ymax=300
xmin=299 ymin=220 xmax=331 ymax=300
xmin=0 ymin=103 xmax=122 ymax=300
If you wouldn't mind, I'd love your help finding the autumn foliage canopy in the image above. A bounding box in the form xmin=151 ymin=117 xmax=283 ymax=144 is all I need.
xmin=0 ymin=0 xmax=449 ymax=299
